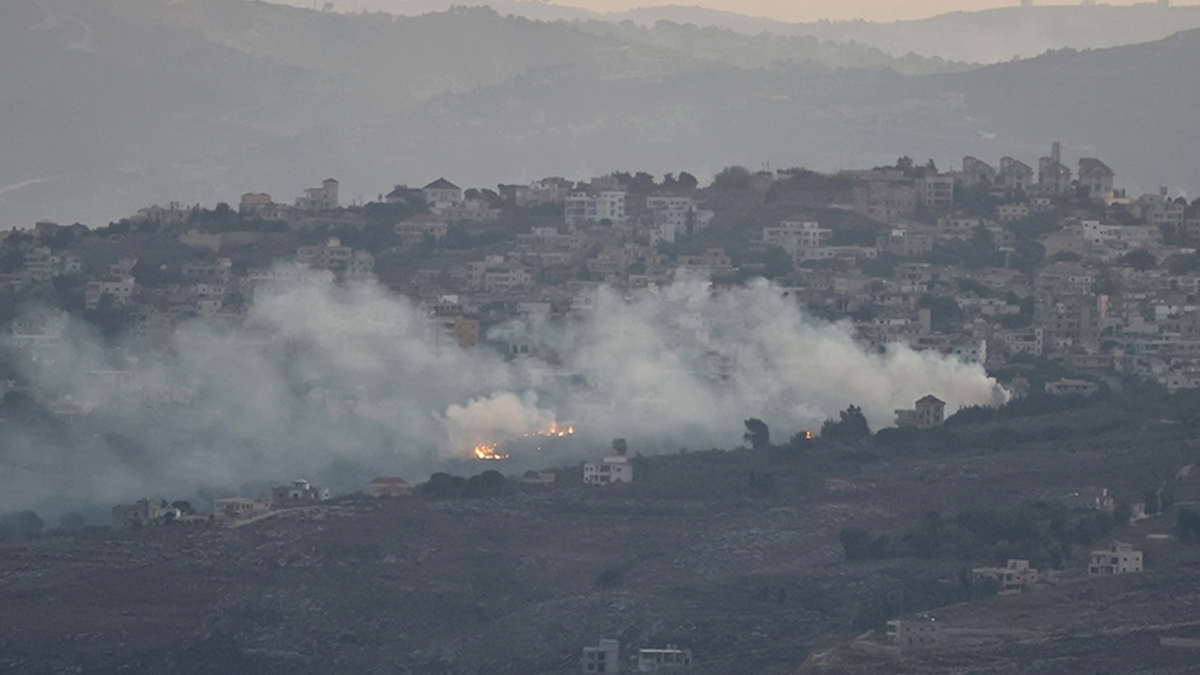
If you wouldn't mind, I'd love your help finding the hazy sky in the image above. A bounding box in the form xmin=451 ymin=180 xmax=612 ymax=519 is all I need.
xmin=532 ymin=0 xmax=1195 ymax=23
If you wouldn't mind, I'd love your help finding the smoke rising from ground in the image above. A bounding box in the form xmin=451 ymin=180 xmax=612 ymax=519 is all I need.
xmin=2 ymin=271 xmax=1004 ymax=517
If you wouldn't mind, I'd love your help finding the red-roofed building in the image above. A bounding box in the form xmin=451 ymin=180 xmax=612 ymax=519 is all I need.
xmin=370 ymin=477 xmax=411 ymax=498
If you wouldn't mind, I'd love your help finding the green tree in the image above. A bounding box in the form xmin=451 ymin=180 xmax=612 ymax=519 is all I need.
xmin=821 ymin=404 xmax=871 ymax=442
xmin=713 ymin=166 xmax=752 ymax=191
xmin=743 ymin=418 xmax=770 ymax=451
xmin=611 ymin=438 xmax=628 ymax=456
xmin=1118 ymin=249 xmax=1157 ymax=271
xmin=1177 ymin=508 xmax=1200 ymax=543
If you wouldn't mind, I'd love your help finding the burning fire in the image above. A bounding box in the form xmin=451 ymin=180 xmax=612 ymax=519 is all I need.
xmin=474 ymin=424 xmax=576 ymax=460
xmin=804 ymin=430 xmax=814 ymax=440
xmin=524 ymin=422 xmax=576 ymax=438
xmin=474 ymin=444 xmax=510 ymax=461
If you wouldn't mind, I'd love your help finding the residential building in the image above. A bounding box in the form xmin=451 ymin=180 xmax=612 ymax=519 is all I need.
xmin=23 ymin=247 xmax=81 ymax=281
xmin=369 ymin=477 xmax=412 ymax=497
xmin=422 ymin=178 xmax=464 ymax=208
xmin=239 ymin=192 xmax=274 ymax=213
xmin=637 ymin=646 xmax=692 ymax=671
xmin=763 ymin=220 xmax=831 ymax=249
xmin=271 ymin=479 xmax=330 ymax=507
xmin=132 ymin=202 xmax=190 ymax=225
xmin=960 ymin=156 xmax=996 ymax=187
xmin=675 ymin=249 xmax=733 ymax=278
xmin=850 ymin=169 xmax=917 ymax=222
xmin=565 ymin=191 xmax=628 ymax=227
xmin=894 ymin=394 xmax=945 ymax=429
xmin=581 ymin=639 xmax=620 ymax=674
xmin=396 ymin=214 xmax=450 ymax=246
xmin=514 ymin=177 xmax=572 ymax=207
xmin=1078 ymin=158 xmax=1115 ymax=197
xmin=996 ymin=157 xmax=1034 ymax=195
xmin=997 ymin=203 xmax=1030 ymax=221
xmin=111 ymin=499 xmax=176 ymax=528
xmin=918 ymin=173 xmax=955 ymax=209
xmin=886 ymin=616 xmax=941 ymax=650
xmin=583 ymin=455 xmax=633 ymax=485
xmin=215 ymin=497 xmax=271 ymax=521
xmin=295 ymin=179 xmax=339 ymax=210
xmin=85 ymin=277 xmax=136 ymax=309
xmin=971 ymin=559 xmax=1040 ymax=591
xmin=296 ymin=237 xmax=374 ymax=276
xmin=646 ymin=195 xmax=713 ymax=241
xmin=1089 ymin=542 xmax=1143 ymax=575
xmin=1044 ymin=378 xmax=1099 ymax=396
xmin=436 ymin=200 xmax=501 ymax=223
xmin=877 ymin=226 xmax=937 ymax=257
xmin=1038 ymin=143 xmax=1072 ymax=195
xmin=181 ymin=259 xmax=234 ymax=285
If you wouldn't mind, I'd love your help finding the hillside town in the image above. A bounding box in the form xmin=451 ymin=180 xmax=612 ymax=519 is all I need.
xmin=6 ymin=143 xmax=1200 ymax=402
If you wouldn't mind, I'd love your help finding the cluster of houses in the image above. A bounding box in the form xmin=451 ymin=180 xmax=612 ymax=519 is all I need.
xmin=111 ymin=476 xmax=411 ymax=528
xmin=9 ymin=140 xmax=1200 ymax=424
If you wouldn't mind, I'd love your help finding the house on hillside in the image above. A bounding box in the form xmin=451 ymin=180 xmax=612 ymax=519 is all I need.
xmin=295 ymin=179 xmax=339 ymax=210
xmin=1078 ymin=158 xmax=1115 ymax=198
xmin=369 ymin=477 xmax=411 ymax=497
xmin=996 ymin=157 xmax=1034 ymax=195
xmin=111 ymin=499 xmax=178 ymax=528
xmin=1044 ymin=378 xmax=1099 ymax=396
xmin=1038 ymin=143 xmax=1072 ymax=196
xmin=894 ymin=395 xmax=945 ymax=429
xmin=637 ymin=646 xmax=692 ymax=671
xmin=972 ymin=559 xmax=1041 ymax=592
xmin=271 ymin=479 xmax=330 ymax=507
xmin=214 ymin=497 xmax=271 ymax=522
xmin=423 ymin=178 xmax=464 ymax=209
xmin=581 ymin=638 xmax=620 ymax=674
xmin=583 ymin=455 xmax=632 ymax=486
xmin=1089 ymin=542 xmax=1143 ymax=575
xmin=887 ymin=616 xmax=943 ymax=650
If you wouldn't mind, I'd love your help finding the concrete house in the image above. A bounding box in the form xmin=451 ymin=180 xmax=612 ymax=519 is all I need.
xmin=637 ymin=646 xmax=692 ymax=671
xmin=996 ymin=157 xmax=1034 ymax=195
xmin=972 ymin=559 xmax=1040 ymax=591
xmin=295 ymin=179 xmax=339 ymax=210
xmin=581 ymin=638 xmax=619 ymax=674
xmin=271 ymin=479 xmax=330 ymax=507
xmin=894 ymin=395 xmax=945 ymax=429
xmin=1089 ymin=542 xmax=1143 ymax=575
xmin=369 ymin=477 xmax=411 ymax=497
xmin=887 ymin=616 xmax=941 ymax=650
xmin=1078 ymin=158 xmax=1115 ymax=197
xmin=422 ymin=178 xmax=464 ymax=208
xmin=583 ymin=455 xmax=633 ymax=486
xmin=1038 ymin=143 xmax=1072 ymax=195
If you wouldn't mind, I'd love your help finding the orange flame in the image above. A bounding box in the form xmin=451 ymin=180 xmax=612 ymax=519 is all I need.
xmin=805 ymin=430 xmax=814 ymax=440
xmin=523 ymin=422 xmax=577 ymax=438
xmin=474 ymin=444 xmax=509 ymax=460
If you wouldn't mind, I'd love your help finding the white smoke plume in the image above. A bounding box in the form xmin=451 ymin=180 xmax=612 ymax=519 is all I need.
xmin=1 ymin=270 xmax=1004 ymax=517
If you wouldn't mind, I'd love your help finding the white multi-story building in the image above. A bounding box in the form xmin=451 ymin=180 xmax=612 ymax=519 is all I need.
xmin=565 ymin=191 xmax=627 ymax=227
xmin=1089 ymin=542 xmax=1143 ymax=575
xmin=85 ymin=277 xmax=136 ymax=309
xmin=583 ymin=455 xmax=632 ymax=485
xmin=645 ymin=195 xmax=713 ymax=243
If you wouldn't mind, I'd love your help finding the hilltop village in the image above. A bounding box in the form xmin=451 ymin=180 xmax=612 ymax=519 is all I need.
xmin=4 ymin=145 xmax=1200 ymax=672
xmin=6 ymin=142 xmax=1200 ymax=400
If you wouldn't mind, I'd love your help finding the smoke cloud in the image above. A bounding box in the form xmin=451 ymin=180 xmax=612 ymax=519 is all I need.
xmin=1 ymin=270 xmax=1004 ymax=517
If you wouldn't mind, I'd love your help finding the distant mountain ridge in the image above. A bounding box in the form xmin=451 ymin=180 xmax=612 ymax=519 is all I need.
xmin=297 ymin=0 xmax=1200 ymax=63
xmin=3 ymin=0 xmax=1200 ymax=229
